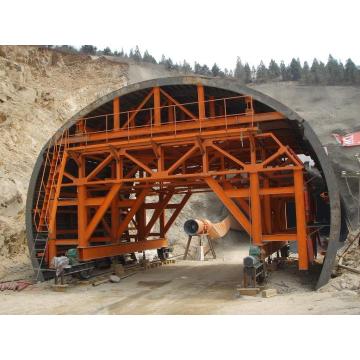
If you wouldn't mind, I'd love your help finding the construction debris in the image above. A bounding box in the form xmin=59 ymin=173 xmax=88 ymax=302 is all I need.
xmin=262 ymin=289 xmax=277 ymax=298
xmin=0 ymin=280 xmax=32 ymax=291
xmin=110 ymin=275 xmax=121 ymax=283
xmin=238 ymin=287 xmax=260 ymax=296
xmin=52 ymin=284 xmax=68 ymax=292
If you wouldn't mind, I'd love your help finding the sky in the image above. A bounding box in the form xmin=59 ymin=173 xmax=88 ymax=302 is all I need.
xmin=2 ymin=0 xmax=360 ymax=70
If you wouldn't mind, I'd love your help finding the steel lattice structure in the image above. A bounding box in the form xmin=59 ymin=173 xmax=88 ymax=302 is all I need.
xmin=27 ymin=77 xmax=344 ymax=288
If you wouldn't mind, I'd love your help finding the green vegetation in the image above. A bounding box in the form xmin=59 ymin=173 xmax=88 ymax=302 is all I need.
xmin=48 ymin=45 xmax=360 ymax=85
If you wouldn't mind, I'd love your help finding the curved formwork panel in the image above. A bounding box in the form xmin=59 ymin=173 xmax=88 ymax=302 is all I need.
xmin=26 ymin=76 xmax=344 ymax=288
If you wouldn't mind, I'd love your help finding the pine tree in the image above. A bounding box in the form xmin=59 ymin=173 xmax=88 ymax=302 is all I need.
xmin=301 ymin=61 xmax=312 ymax=84
xmin=268 ymin=59 xmax=280 ymax=80
xmin=311 ymin=58 xmax=327 ymax=84
xmin=289 ymin=58 xmax=302 ymax=81
xmin=80 ymin=45 xmax=97 ymax=55
xmin=280 ymin=61 xmax=290 ymax=81
xmin=102 ymin=47 xmax=112 ymax=55
xmin=234 ymin=57 xmax=245 ymax=82
xmin=164 ymin=57 xmax=174 ymax=70
xmin=54 ymin=45 xmax=78 ymax=54
xmin=256 ymin=61 xmax=268 ymax=83
xmin=325 ymin=54 xmax=344 ymax=84
xmin=244 ymin=63 xmax=252 ymax=83
xmin=181 ymin=60 xmax=192 ymax=74
xmin=160 ymin=55 xmax=166 ymax=65
xmin=344 ymin=58 xmax=358 ymax=84
xmin=211 ymin=63 xmax=221 ymax=77
xmin=132 ymin=46 xmax=142 ymax=62
xmin=143 ymin=50 xmax=157 ymax=63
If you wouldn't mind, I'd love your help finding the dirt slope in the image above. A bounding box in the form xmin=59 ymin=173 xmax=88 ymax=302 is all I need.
xmin=0 ymin=46 xmax=128 ymax=263
xmin=252 ymin=82 xmax=360 ymax=224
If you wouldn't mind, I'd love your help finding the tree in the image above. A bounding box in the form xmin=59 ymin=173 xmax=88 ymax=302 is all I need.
xmin=234 ymin=57 xmax=245 ymax=82
xmin=164 ymin=57 xmax=174 ymax=70
xmin=132 ymin=45 xmax=142 ymax=62
xmin=181 ymin=60 xmax=192 ymax=74
xmin=325 ymin=54 xmax=344 ymax=84
xmin=143 ymin=50 xmax=157 ymax=64
xmin=244 ymin=63 xmax=252 ymax=83
xmin=280 ymin=60 xmax=291 ymax=81
xmin=310 ymin=59 xmax=327 ymax=84
xmin=54 ymin=45 xmax=78 ymax=54
xmin=301 ymin=61 xmax=312 ymax=84
xmin=80 ymin=45 xmax=97 ymax=55
xmin=255 ymin=61 xmax=268 ymax=83
xmin=102 ymin=47 xmax=112 ymax=55
xmin=344 ymin=58 xmax=359 ymax=84
xmin=201 ymin=64 xmax=212 ymax=76
xmin=194 ymin=62 xmax=202 ymax=74
xmin=211 ymin=63 xmax=221 ymax=77
xmin=159 ymin=54 xmax=166 ymax=65
xmin=289 ymin=58 xmax=302 ymax=81
xmin=268 ymin=59 xmax=280 ymax=80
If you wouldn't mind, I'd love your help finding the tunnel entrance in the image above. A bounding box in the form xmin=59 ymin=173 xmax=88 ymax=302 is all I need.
xmin=27 ymin=77 xmax=342 ymax=288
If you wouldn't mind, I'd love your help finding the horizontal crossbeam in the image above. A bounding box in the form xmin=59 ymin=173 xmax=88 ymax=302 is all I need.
xmin=77 ymin=239 xmax=168 ymax=261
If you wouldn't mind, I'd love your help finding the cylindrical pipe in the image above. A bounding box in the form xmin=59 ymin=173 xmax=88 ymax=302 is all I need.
xmin=184 ymin=216 xmax=231 ymax=240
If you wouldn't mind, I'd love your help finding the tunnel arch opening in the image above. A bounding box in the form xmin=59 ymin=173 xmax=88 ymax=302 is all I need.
xmin=26 ymin=76 xmax=344 ymax=288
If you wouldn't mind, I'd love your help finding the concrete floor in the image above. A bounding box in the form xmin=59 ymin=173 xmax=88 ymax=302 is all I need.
xmin=1 ymin=255 xmax=360 ymax=314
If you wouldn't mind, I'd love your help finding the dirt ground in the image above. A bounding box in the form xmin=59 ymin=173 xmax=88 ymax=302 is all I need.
xmin=1 ymin=239 xmax=360 ymax=315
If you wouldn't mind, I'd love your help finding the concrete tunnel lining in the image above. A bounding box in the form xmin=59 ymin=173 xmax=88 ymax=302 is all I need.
xmin=26 ymin=75 xmax=344 ymax=288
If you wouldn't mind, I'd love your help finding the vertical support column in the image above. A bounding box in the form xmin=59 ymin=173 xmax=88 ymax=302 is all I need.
xmin=159 ymin=193 xmax=165 ymax=238
xmin=136 ymin=205 xmax=146 ymax=241
xmin=78 ymin=155 xmax=88 ymax=247
xmin=48 ymin=217 xmax=56 ymax=264
xmin=76 ymin=118 xmax=85 ymax=134
xmin=168 ymin=100 xmax=174 ymax=123
xmin=197 ymin=84 xmax=206 ymax=120
xmin=158 ymin=147 xmax=165 ymax=238
xmin=245 ymin=96 xmax=254 ymax=114
xmin=250 ymin=172 xmax=262 ymax=245
xmin=111 ymin=163 xmax=119 ymax=243
xmin=209 ymin=96 xmax=216 ymax=118
xmin=294 ymin=169 xmax=309 ymax=270
xmin=263 ymin=177 xmax=272 ymax=234
xmin=113 ymin=97 xmax=120 ymax=130
xmin=202 ymin=146 xmax=208 ymax=173
xmin=154 ymin=86 xmax=161 ymax=126
xmin=48 ymin=151 xmax=68 ymax=263
xmin=249 ymin=136 xmax=262 ymax=245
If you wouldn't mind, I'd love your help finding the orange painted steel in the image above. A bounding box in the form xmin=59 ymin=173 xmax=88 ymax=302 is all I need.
xmin=32 ymin=83 xmax=315 ymax=270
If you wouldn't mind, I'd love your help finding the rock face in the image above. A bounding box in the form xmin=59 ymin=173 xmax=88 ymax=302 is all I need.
xmin=251 ymin=82 xmax=360 ymax=225
xmin=0 ymin=46 xmax=128 ymax=260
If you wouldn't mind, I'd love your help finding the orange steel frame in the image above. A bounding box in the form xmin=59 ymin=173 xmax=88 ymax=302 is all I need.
xmin=33 ymin=84 xmax=314 ymax=270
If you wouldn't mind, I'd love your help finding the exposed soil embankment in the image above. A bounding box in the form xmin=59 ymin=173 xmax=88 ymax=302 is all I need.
xmin=0 ymin=46 xmax=128 ymax=267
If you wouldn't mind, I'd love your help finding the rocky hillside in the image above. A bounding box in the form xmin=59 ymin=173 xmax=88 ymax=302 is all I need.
xmin=0 ymin=46 xmax=128 ymax=259
xmin=251 ymin=82 xmax=360 ymax=224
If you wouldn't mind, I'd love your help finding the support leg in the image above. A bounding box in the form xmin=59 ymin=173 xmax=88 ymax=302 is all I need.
xmin=294 ymin=169 xmax=308 ymax=270
xmin=183 ymin=235 xmax=192 ymax=260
